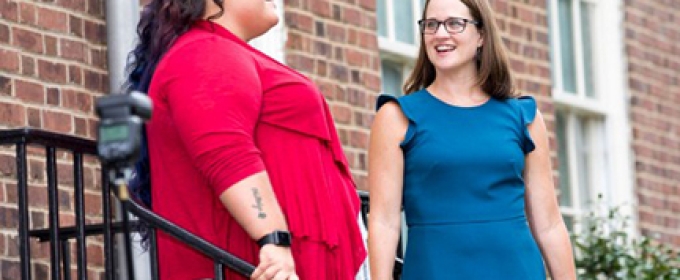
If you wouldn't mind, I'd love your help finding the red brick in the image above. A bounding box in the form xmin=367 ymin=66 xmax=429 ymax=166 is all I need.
xmin=18 ymin=2 xmax=36 ymax=25
xmin=311 ymin=0 xmax=331 ymax=18
xmin=0 ymin=23 xmax=9 ymax=44
xmin=345 ymin=49 xmax=368 ymax=67
xmin=60 ymin=0 xmax=87 ymax=13
xmin=357 ymin=0 xmax=375 ymax=11
xmin=0 ymin=259 xmax=21 ymax=279
xmin=330 ymin=103 xmax=352 ymax=125
xmin=286 ymin=54 xmax=314 ymax=74
xmin=69 ymin=15 xmax=83 ymax=37
xmin=74 ymin=116 xmax=87 ymax=136
xmin=347 ymin=88 xmax=367 ymax=107
xmin=316 ymin=60 xmax=327 ymax=77
xmin=285 ymin=13 xmax=314 ymax=33
xmin=0 ymin=0 xmax=18 ymax=22
xmin=44 ymin=35 xmax=57 ymax=56
xmin=84 ymin=20 xmax=105 ymax=44
xmin=87 ymin=0 xmax=103 ymax=17
xmin=0 ymin=48 xmax=20 ymax=72
xmin=63 ymin=89 xmax=93 ymax=113
xmin=21 ymin=55 xmax=36 ymax=76
xmin=362 ymin=72 xmax=381 ymax=92
xmin=60 ymin=38 xmax=88 ymax=63
xmin=14 ymin=79 xmax=45 ymax=104
xmin=12 ymin=27 xmax=43 ymax=54
xmin=342 ymin=7 xmax=362 ymax=26
xmin=37 ymin=6 xmax=69 ymax=33
xmin=313 ymin=40 xmax=331 ymax=57
xmin=357 ymin=30 xmax=377 ymax=49
xmin=37 ymin=59 xmax=67 ymax=83
xmin=43 ymin=109 xmax=72 ymax=133
xmin=27 ymin=107 xmax=41 ymax=127
xmin=84 ymin=192 xmax=102 ymax=216
xmin=91 ymin=48 xmax=107 ymax=66
xmin=83 ymin=69 xmax=102 ymax=92
xmin=46 ymin=87 xmax=60 ymax=106
xmin=87 ymin=118 xmax=98 ymax=140
xmin=0 ymin=102 xmax=25 ymax=126
xmin=354 ymin=111 xmax=373 ymax=127
xmin=68 ymin=65 xmax=83 ymax=85
xmin=329 ymin=63 xmax=349 ymax=82
xmin=0 ymin=154 xmax=16 ymax=178
xmin=349 ymin=130 xmax=369 ymax=148
xmin=326 ymin=23 xmax=346 ymax=42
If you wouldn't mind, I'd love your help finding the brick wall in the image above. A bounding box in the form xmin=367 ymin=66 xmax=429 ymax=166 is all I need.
xmin=625 ymin=0 xmax=680 ymax=246
xmin=284 ymin=0 xmax=382 ymax=190
xmin=0 ymin=0 xmax=108 ymax=278
xmin=487 ymin=0 xmax=557 ymax=171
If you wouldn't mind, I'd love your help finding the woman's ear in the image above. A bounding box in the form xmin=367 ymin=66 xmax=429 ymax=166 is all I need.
xmin=477 ymin=30 xmax=484 ymax=48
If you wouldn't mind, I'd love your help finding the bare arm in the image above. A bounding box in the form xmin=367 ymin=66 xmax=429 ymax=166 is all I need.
xmin=368 ymin=102 xmax=408 ymax=280
xmin=524 ymin=110 xmax=577 ymax=280
xmin=219 ymin=171 xmax=288 ymax=239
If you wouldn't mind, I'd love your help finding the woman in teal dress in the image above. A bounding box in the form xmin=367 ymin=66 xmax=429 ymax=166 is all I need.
xmin=367 ymin=0 xmax=577 ymax=279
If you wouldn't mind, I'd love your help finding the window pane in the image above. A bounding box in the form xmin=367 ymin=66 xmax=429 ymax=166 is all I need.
xmin=381 ymin=60 xmax=404 ymax=95
xmin=394 ymin=1 xmax=415 ymax=44
xmin=556 ymin=112 xmax=572 ymax=207
xmin=563 ymin=215 xmax=574 ymax=232
xmin=576 ymin=116 xmax=593 ymax=206
xmin=377 ymin=0 xmax=388 ymax=37
xmin=558 ymin=0 xmax=577 ymax=94
xmin=580 ymin=2 xmax=596 ymax=98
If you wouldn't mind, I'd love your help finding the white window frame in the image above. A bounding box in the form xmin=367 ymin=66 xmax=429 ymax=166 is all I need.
xmin=549 ymin=0 xmax=634 ymax=235
xmin=378 ymin=0 xmax=424 ymax=96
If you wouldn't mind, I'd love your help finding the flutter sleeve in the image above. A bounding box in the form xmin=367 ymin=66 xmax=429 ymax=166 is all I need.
xmin=376 ymin=94 xmax=417 ymax=147
xmin=160 ymin=38 xmax=266 ymax=196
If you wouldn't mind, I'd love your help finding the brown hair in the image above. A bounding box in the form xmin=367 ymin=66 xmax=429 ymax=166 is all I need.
xmin=402 ymin=0 xmax=517 ymax=99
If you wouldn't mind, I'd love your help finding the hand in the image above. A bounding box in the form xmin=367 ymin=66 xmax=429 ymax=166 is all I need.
xmin=250 ymin=244 xmax=298 ymax=280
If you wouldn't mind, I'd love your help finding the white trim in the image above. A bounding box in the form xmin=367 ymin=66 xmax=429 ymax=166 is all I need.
xmin=571 ymin=0 xmax=587 ymax=98
xmin=249 ymin=0 xmax=286 ymax=63
xmin=386 ymin=0 xmax=396 ymax=40
xmin=378 ymin=37 xmax=419 ymax=61
xmin=598 ymin=0 xmax=636 ymax=237
xmin=553 ymin=92 xmax=608 ymax=116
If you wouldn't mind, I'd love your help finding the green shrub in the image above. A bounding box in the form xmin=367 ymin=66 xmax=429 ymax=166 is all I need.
xmin=570 ymin=205 xmax=680 ymax=279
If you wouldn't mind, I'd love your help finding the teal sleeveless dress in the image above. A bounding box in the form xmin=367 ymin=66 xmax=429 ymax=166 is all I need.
xmin=377 ymin=89 xmax=546 ymax=279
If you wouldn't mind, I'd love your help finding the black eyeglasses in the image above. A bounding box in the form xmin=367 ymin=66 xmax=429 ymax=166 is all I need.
xmin=417 ymin=17 xmax=481 ymax=34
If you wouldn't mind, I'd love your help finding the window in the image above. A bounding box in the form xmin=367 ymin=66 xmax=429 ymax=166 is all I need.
xmin=548 ymin=0 xmax=633 ymax=232
xmin=377 ymin=0 xmax=427 ymax=96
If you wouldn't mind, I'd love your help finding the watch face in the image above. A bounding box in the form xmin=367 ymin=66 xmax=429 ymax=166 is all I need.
xmin=258 ymin=230 xmax=292 ymax=247
xmin=275 ymin=231 xmax=292 ymax=246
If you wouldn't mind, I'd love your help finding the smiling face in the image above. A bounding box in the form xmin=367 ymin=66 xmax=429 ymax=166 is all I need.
xmin=422 ymin=0 xmax=483 ymax=74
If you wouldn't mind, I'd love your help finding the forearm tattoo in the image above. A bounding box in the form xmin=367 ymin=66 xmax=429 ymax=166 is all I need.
xmin=251 ymin=188 xmax=267 ymax=219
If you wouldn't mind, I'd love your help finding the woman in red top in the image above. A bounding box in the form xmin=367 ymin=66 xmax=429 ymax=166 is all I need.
xmin=125 ymin=1 xmax=367 ymax=279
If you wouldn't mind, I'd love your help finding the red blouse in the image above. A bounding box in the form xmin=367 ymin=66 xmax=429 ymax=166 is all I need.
xmin=146 ymin=20 xmax=366 ymax=279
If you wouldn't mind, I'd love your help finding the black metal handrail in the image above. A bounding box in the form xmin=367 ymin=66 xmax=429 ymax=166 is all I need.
xmin=0 ymin=127 xmax=254 ymax=279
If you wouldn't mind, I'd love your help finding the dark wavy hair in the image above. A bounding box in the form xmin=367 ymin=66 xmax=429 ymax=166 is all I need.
xmin=125 ymin=0 xmax=224 ymax=209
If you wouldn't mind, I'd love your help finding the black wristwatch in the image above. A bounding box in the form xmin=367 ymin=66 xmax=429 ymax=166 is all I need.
xmin=257 ymin=230 xmax=292 ymax=248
